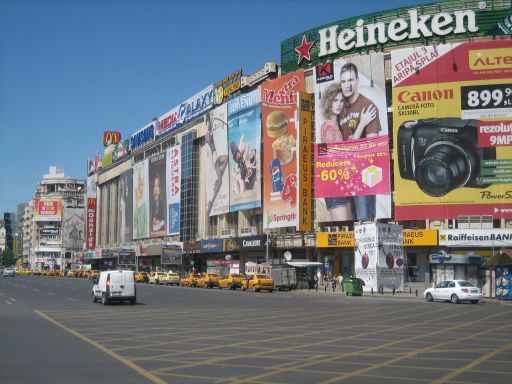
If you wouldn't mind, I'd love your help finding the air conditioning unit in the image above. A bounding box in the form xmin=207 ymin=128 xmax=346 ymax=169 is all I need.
xmin=240 ymin=227 xmax=257 ymax=236
xmin=341 ymin=226 xmax=349 ymax=232
xmin=331 ymin=226 xmax=340 ymax=232
xmin=220 ymin=229 xmax=235 ymax=238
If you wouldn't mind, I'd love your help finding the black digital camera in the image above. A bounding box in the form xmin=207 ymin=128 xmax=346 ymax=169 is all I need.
xmin=397 ymin=118 xmax=496 ymax=197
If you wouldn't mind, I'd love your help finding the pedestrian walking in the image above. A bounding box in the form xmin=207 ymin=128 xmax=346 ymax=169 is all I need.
xmin=338 ymin=274 xmax=344 ymax=293
xmin=323 ymin=274 xmax=329 ymax=292
xmin=331 ymin=276 xmax=337 ymax=292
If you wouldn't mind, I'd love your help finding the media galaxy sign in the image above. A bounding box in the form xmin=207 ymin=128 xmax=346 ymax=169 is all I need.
xmin=280 ymin=0 xmax=512 ymax=73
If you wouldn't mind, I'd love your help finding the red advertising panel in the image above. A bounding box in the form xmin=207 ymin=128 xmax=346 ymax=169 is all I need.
xmin=392 ymin=40 xmax=512 ymax=220
xmin=34 ymin=198 xmax=62 ymax=221
xmin=261 ymin=70 xmax=305 ymax=229
xmin=86 ymin=198 xmax=96 ymax=250
xmin=103 ymin=131 xmax=121 ymax=147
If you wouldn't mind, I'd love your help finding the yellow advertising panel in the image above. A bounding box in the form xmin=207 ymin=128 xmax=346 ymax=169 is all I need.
xmin=402 ymin=230 xmax=438 ymax=246
xmin=317 ymin=229 xmax=438 ymax=247
xmin=296 ymin=92 xmax=312 ymax=232
xmin=392 ymin=40 xmax=512 ymax=220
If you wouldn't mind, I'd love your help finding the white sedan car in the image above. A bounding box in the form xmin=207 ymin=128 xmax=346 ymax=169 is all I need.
xmin=424 ymin=280 xmax=482 ymax=304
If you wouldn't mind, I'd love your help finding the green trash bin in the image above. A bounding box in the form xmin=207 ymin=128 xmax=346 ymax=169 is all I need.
xmin=343 ymin=277 xmax=364 ymax=296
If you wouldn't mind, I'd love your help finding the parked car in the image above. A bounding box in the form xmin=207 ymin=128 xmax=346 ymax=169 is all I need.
xmin=16 ymin=269 xmax=32 ymax=276
xmin=243 ymin=274 xmax=274 ymax=292
xmin=3 ymin=267 xmax=15 ymax=277
xmin=424 ymin=280 xmax=482 ymax=304
xmin=161 ymin=273 xmax=181 ymax=286
xmin=180 ymin=273 xmax=199 ymax=287
xmin=32 ymin=270 xmax=42 ymax=276
xmin=218 ymin=273 xmax=245 ymax=290
xmin=92 ymin=270 xmax=136 ymax=305
xmin=148 ymin=272 xmax=167 ymax=285
xmin=134 ymin=271 xmax=149 ymax=284
xmin=196 ymin=272 xmax=222 ymax=288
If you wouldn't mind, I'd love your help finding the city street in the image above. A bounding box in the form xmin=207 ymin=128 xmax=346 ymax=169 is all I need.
xmin=1 ymin=275 xmax=512 ymax=384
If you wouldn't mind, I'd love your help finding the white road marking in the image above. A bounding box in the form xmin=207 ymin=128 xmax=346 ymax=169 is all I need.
xmin=66 ymin=297 xmax=76 ymax=301
xmin=9 ymin=297 xmax=16 ymax=302
xmin=6 ymin=300 xmax=13 ymax=305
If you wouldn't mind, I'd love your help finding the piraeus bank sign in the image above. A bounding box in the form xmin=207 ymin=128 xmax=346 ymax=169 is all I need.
xmin=280 ymin=1 xmax=512 ymax=73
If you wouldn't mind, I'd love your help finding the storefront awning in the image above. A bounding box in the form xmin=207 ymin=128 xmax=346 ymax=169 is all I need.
xmin=482 ymin=248 xmax=512 ymax=268
xmin=286 ymin=261 xmax=322 ymax=267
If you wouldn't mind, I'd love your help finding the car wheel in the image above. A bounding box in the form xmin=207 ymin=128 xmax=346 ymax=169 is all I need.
xmin=470 ymin=300 xmax=479 ymax=304
xmin=101 ymin=293 xmax=108 ymax=305
xmin=269 ymin=289 xmax=273 ymax=293
xmin=451 ymin=294 xmax=459 ymax=304
xmin=229 ymin=283 xmax=234 ymax=290
xmin=92 ymin=292 xmax=97 ymax=303
xmin=425 ymin=293 xmax=433 ymax=302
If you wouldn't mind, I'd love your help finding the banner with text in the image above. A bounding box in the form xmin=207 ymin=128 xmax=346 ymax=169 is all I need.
xmin=167 ymin=145 xmax=181 ymax=236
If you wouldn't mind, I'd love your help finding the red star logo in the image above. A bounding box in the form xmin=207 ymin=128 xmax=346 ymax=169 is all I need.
xmin=295 ymin=35 xmax=315 ymax=64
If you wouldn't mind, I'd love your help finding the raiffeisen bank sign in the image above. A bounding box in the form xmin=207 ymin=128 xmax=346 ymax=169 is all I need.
xmin=280 ymin=0 xmax=512 ymax=73
xmin=318 ymin=9 xmax=477 ymax=56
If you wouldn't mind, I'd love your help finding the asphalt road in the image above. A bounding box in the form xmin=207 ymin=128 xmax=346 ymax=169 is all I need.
xmin=1 ymin=274 xmax=512 ymax=384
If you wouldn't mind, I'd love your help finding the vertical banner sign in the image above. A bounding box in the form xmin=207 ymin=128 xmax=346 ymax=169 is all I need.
xmin=377 ymin=223 xmax=405 ymax=291
xmin=354 ymin=223 xmax=378 ymax=292
xmin=261 ymin=70 xmax=305 ymax=229
xmin=392 ymin=40 xmax=512 ymax=220
xmin=296 ymin=92 xmax=312 ymax=232
xmin=133 ymin=159 xmax=149 ymax=239
xmin=206 ymin=104 xmax=230 ymax=216
xmin=313 ymin=54 xmax=391 ymax=222
xmin=86 ymin=198 xmax=96 ymax=250
xmin=149 ymin=152 xmax=167 ymax=237
xmin=167 ymin=145 xmax=181 ymax=235
xmin=227 ymin=90 xmax=262 ymax=212
xmin=117 ymin=170 xmax=133 ymax=243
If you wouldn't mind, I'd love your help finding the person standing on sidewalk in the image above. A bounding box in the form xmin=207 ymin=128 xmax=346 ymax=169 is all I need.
xmin=338 ymin=274 xmax=344 ymax=293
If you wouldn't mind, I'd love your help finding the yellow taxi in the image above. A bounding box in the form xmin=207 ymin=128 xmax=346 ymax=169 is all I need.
xmin=88 ymin=270 xmax=100 ymax=280
xmin=134 ymin=271 xmax=149 ymax=283
xmin=16 ymin=269 xmax=32 ymax=276
xmin=32 ymin=270 xmax=43 ymax=276
xmin=148 ymin=271 xmax=167 ymax=284
xmin=66 ymin=270 xmax=77 ymax=278
xmin=160 ymin=272 xmax=181 ymax=286
xmin=196 ymin=272 xmax=222 ymax=288
xmin=243 ymin=274 xmax=274 ymax=292
xmin=180 ymin=273 xmax=199 ymax=287
xmin=218 ymin=273 xmax=245 ymax=290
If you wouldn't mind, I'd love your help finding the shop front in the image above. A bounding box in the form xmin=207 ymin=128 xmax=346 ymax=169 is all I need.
xmin=199 ymin=238 xmax=240 ymax=274
xmin=237 ymin=235 xmax=266 ymax=275
xmin=316 ymin=231 xmax=354 ymax=277
xmin=138 ymin=244 xmax=163 ymax=271
xmin=429 ymin=251 xmax=484 ymax=289
xmin=183 ymin=241 xmax=201 ymax=274
xmin=402 ymin=229 xmax=438 ymax=284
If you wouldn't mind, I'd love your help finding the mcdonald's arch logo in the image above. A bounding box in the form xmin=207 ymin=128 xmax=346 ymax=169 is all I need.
xmin=103 ymin=131 xmax=121 ymax=147
xmin=87 ymin=198 xmax=97 ymax=208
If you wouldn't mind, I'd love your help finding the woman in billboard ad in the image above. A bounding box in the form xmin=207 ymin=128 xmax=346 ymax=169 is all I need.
xmin=314 ymin=54 xmax=392 ymax=223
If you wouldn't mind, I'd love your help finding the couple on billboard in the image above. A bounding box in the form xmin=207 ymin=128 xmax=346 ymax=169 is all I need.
xmin=319 ymin=61 xmax=381 ymax=221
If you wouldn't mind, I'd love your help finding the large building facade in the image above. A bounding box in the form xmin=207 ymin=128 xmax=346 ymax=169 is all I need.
xmin=86 ymin=1 xmax=512 ymax=291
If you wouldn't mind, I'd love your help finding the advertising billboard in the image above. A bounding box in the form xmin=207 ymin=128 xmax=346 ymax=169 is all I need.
xmin=117 ymin=169 xmax=133 ymax=243
xmin=167 ymin=145 xmax=181 ymax=236
xmin=33 ymin=198 xmax=62 ymax=222
xmin=354 ymin=223 xmax=378 ymax=291
xmin=392 ymin=40 xmax=512 ymax=220
xmin=61 ymin=207 xmax=84 ymax=249
xmin=261 ymin=70 xmax=305 ymax=229
xmin=86 ymin=198 xmax=96 ymax=250
xmin=149 ymin=152 xmax=167 ymax=237
xmin=130 ymin=120 xmax=156 ymax=151
xmin=86 ymin=175 xmax=97 ymax=199
xmin=133 ymin=159 xmax=149 ymax=239
xmin=162 ymin=246 xmax=183 ymax=265
xmin=158 ymin=85 xmax=216 ymax=137
xmin=296 ymin=92 xmax=313 ymax=232
xmin=227 ymin=90 xmax=262 ymax=212
xmin=314 ymin=54 xmax=391 ymax=222
xmin=205 ymin=104 xmax=230 ymax=216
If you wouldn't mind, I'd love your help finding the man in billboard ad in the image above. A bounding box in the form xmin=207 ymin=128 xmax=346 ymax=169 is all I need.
xmin=133 ymin=159 xmax=149 ymax=239
xmin=314 ymin=54 xmax=391 ymax=223
xmin=392 ymin=40 xmax=512 ymax=220
xmin=167 ymin=145 xmax=181 ymax=236
xmin=117 ymin=170 xmax=133 ymax=243
xmin=149 ymin=152 xmax=167 ymax=237
xmin=262 ymin=71 xmax=305 ymax=229
xmin=228 ymin=90 xmax=262 ymax=212
xmin=205 ymin=104 xmax=229 ymax=216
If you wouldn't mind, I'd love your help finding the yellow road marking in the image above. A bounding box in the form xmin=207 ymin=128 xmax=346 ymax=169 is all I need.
xmin=35 ymin=310 xmax=167 ymax=384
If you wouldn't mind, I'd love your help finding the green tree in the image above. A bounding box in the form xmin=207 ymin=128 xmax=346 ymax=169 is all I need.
xmin=1 ymin=248 xmax=15 ymax=267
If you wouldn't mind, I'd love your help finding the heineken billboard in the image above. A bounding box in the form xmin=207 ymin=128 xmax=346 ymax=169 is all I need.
xmin=281 ymin=0 xmax=512 ymax=73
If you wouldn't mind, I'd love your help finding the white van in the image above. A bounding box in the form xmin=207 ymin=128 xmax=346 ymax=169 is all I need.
xmin=92 ymin=270 xmax=136 ymax=305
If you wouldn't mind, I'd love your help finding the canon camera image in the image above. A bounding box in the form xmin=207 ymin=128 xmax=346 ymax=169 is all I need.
xmin=397 ymin=118 xmax=496 ymax=197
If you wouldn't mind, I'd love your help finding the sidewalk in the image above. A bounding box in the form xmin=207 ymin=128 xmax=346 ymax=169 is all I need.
xmin=294 ymin=284 xmax=511 ymax=304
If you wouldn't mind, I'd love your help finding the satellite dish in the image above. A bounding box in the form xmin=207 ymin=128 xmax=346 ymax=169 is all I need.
xmin=283 ymin=251 xmax=292 ymax=262
xmin=225 ymin=254 xmax=232 ymax=261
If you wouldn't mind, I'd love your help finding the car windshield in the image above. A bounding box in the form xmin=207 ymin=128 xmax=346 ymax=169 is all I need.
xmin=231 ymin=274 xmax=243 ymax=278
xmin=210 ymin=274 xmax=221 ymax=277
xmin=458 ymin=281 xmax=475 ymax=287
xmin=255 ymin=274 xmax=266 ymax=278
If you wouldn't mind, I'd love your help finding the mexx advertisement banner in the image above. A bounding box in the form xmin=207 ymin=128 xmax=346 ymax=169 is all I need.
xmin=313 ymin=54 xmax=391 ymax=222
xmin=149 ymin=152 xmax=167 ymax=237
xmin=261 ymin=70 xmax=305 ymax=229
xmin=392 ymin=40 xmax=512 ymax=220
xmin=227 ymin=90 xmax=262 ymax=212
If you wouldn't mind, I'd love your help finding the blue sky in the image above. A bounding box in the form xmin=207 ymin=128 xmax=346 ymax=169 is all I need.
xmin=0 ymin=0 xmax=433 ymax=214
